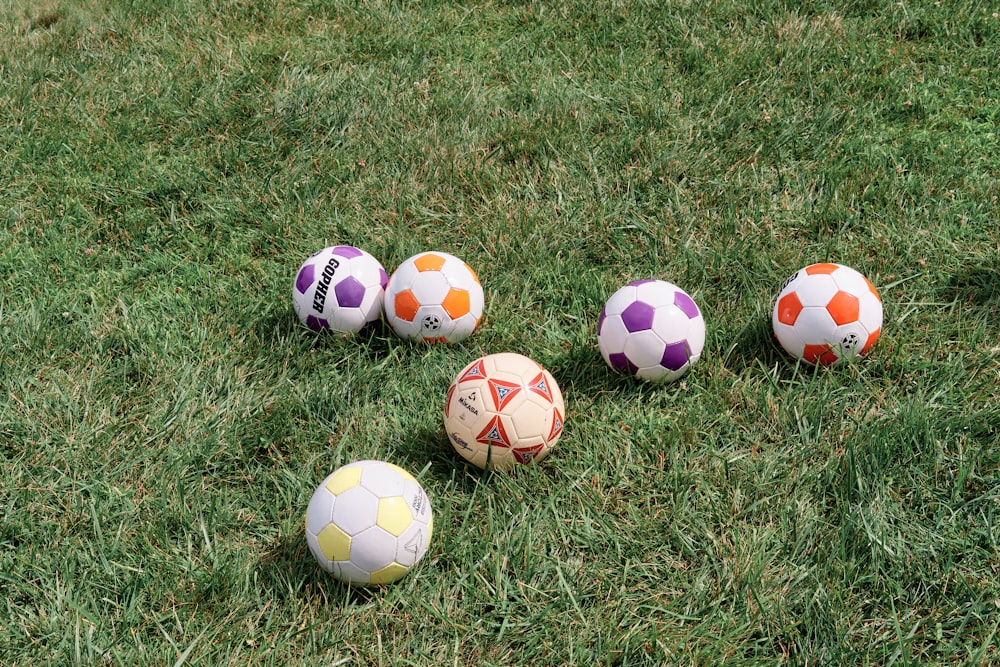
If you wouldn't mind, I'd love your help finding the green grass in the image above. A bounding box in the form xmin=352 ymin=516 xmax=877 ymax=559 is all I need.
xmin=1 ymin=0 xmax=998 ymax=664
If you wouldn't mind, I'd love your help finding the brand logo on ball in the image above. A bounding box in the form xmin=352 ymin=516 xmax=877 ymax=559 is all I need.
xmin=458 ymin=390 xmax=480 ymax=419
xmin=403 ymin=530 xmax=424 ymax=555
xmin=410 ymin=489 xmax=426 ymax=516
xmin=311 ymin=256 xmax=341 ymax=312
xmin=448 ymin=431 xmax=473 ymax=451
xmin=779 ymin=271 xmax=799 ymax=294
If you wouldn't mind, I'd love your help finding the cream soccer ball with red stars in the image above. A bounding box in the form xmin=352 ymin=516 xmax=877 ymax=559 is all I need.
xmin=444 ymin=352 xmax=565 ymax=471
xmin=384 ymin=251 xmax=484 ymax=343
xmin=292 ymin=246 xmax=388 ymax=333
xmin=772 ymin=263 xmax=883 ymax=365
xmin=305 ymin=460 xmax=433 ymax=586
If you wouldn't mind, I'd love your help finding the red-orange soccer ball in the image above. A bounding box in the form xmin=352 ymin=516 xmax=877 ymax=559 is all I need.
xmin=772 ymin=263 xmax=882 ymax=365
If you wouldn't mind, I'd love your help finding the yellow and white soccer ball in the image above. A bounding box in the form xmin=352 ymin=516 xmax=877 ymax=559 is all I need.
xmin=444 ymin=352 xmax=565 ymax=471
xmin=384 ymin=251 xmax=484 ymax=343
xmin=305 ymin=460 xmax=433 ymax=585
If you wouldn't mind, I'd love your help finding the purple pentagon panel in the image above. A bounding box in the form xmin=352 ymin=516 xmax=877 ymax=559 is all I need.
xmin=673 ymin=291 xmax=701 ymax=319
xmin=306 ymin=315 xmax=329 ymax=330
xmin=334 ymin=276 xmax=366 ymax=308
xmin=379 ymin=268 xmax=389 ymax=290
xmin=608 ymin=352 xmax=638 ymax=375
xmin=597 ymin=307 xmax=607 ymax=334
xmin=295 ymin=264 xmax=316 ymax=295
xmin=331 ymin=245 xmax=364 ymax=259
xmin=661 ymin=340 xmax=692 ymax=371
xmin=621 ymin=301 xmax=655 ymax=333
xmin=628 ymin=279 xmax=658 ymax=287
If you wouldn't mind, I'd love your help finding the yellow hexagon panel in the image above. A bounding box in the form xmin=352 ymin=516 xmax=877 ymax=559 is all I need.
xmin=368 ymin=562 xmax=409 ymax=585
xmin=376 ymin=496 xmax=414 ymax=537
xmin=316 ymin=523 xmax=352 ymax=561
xmin=325 ymin=466 xmax=363 ymax=496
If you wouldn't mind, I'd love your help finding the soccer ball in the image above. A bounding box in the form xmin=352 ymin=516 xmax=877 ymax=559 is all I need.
xmin=772 ymin=263 xmax=882 ymax=365
xmin=292 ymin=246 xmax=388 ymax=333
xmin=384 ymin=251 xmax=484 ymax=343
xmin=304 ymin=460 xmax=433 ymax=585
xmin=597 ymin=279 xmax=706 ymax=383
xmin=444 ymin=352 xmax=565 ymax=471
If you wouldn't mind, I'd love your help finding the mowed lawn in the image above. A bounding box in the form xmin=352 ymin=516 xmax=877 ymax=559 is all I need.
xmin=1 ymin=0 xmax=998 ymax=664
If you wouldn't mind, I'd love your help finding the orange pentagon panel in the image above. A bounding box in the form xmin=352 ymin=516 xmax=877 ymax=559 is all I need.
xmin=803 ymin=343 xmax=838 ymax=365
xmin=441 ymin=288 xmax=471 ymax=319
xmin=864 ymin=276 xmax=881 ymax=300
xmin=394 ymin=290 xmax=420 ymax=322
xmin=805 ymin=263 xmax=840 ymax=275
xmin=861 ymin=328 xmax=881 ymax=356
xmin=776 ymin=292 xmax=804 ymax=326
xmin=413 ymin=253 xmax=446 ymax=272
xmin=465 ymin=263 xmax=481 ymax=285
xmin=826 ymin=291 xmax=860 ymax=326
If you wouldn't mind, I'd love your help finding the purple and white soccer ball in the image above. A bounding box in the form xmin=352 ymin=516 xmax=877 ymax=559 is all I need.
xmin=597 ymin=279 xmax=706 ymax=383
xmin=292 ymin=246 xmax=388 ymax=333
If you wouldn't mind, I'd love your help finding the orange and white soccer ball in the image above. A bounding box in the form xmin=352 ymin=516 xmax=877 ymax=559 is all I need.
xmin=444 ymin=352 xmax=565 ymax=471
xmin=305 ymin=460 xmax=433 ymax=586
xmin=772 ymin=263 xmax=882 ymax=365
xmin=384 ymin=251 xmax=484 ymax=343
